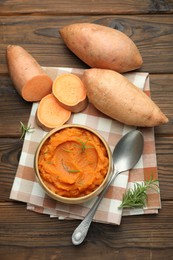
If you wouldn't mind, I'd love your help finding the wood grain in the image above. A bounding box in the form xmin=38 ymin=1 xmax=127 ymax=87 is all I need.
xmin=0 ymin=15 xmax=173 ymax=74
xmin=0 ymin=76 xmax=32 ymax=137
xmin=0 ymin=0 xmax=173 ymax=258
xmin=0 ymin=0 xmax=172 ymax=15
xmin=0 ymin=201 xmax=173 ymax=259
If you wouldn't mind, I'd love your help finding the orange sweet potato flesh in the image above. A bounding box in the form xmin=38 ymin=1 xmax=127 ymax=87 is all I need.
xmin=82 ymin=68 xmax=169 ymax=127
xmin=52 ymin=73 xmax=88 ymax=112
xmin=36 ymin=94 xmax=71 ymax=131
xmin=38 ymin=127 xmax=109 ymax=198
xmin=59 ymin=23 xmax=143 ymax=73
xmin=6 ymin=45 xmax=53 ymax=102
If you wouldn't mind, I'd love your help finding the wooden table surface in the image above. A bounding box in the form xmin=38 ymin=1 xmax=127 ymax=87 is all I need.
xmin=1 ymin=1 xmax=173 ymax=259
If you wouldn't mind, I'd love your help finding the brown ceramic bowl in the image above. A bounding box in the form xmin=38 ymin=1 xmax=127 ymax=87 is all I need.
xmin=34 ymin=124 xmax=113 ymax=204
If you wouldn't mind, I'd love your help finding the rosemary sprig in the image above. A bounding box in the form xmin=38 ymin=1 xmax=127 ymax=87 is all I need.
xmin=20 ymin=121 xmax=34 ymax=139
xmin=76 ymin=138 xmax=93 ymax=153
xmin=119 ymin=178 xmax=159 ymax=209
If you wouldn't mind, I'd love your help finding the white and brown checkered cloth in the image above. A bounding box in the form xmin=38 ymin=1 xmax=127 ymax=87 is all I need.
xmin=10 ymin=67 xmax=161 ymax=225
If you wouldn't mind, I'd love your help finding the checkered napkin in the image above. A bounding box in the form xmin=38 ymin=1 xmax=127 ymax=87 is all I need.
xmin=10 ymin=67 xmax=161 ymax=225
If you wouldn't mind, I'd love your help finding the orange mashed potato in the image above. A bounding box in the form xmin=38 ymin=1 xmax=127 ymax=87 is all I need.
xmin=38 ymin=127 xmax=109 ymax=198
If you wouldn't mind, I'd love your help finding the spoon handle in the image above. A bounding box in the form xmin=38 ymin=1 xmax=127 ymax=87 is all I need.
xmin=72 ymin=168 xmax=119 ymax=245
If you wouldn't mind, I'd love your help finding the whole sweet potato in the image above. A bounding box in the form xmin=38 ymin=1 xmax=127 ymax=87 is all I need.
xmin=60 ymin=23 xmax=143 ymax=73
xmin=82 ymin=68 xmax=168 ymax=127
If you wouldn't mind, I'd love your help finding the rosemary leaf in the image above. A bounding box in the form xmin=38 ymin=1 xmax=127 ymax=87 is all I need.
xmin=20 ymin=121 xmax=34 ymax=139
xmin=119 ymin=178 xmax=159 ymax=209
xmin=68 ymin=169 xmax=80 ymax=173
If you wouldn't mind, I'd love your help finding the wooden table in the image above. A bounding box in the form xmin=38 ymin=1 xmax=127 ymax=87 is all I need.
xmin=1 ymin=1 xmax=173 ymax=259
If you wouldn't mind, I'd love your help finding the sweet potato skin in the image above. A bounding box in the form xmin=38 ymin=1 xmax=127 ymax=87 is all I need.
xmin=82 ymin=68 xmax=168 ymax=127
xmin=60 ymin=23 xmax=143 ymax=73
xmin=6 ymin=45 xmax=53 ymax=102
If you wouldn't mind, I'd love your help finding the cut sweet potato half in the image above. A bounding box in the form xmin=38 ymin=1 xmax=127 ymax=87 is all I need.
xmin=36 ymin=93 xmax=71 ymax=131
xmin=52 ymin=73 xmax=88 ymax=112
xmin=6 ymin=45 xmax=53 ymax=102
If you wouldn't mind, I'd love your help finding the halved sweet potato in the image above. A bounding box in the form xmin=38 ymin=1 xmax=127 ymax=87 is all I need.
xmin=36 ymin=94 xmax=71 ymax=131
xmin=6 ymin=45 xmax=53 ymax=102
xmin=52 ymin=73 xmax=88 ymax=112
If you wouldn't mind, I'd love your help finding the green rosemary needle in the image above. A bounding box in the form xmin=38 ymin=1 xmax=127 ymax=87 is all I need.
xmin=119 ymin=178 xmax=159 ymax=209
xmin=76 ymin=138 xmax=93 ymax=153
xmin=68 ymin=169 xmax=80 ymax=173
xmin=20 ymin=121 xmax=34 ymax=139
xmin=61 ymin=159 xmax=80 ymax=173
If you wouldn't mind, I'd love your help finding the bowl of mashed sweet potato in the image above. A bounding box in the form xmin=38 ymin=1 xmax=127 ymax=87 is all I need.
xmin=34 ymin=124 xmax=113 ymax=204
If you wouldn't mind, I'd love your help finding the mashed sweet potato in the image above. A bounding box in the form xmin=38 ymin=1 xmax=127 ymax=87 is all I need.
xmin=38 ymin=127 xmax=109 ymax=198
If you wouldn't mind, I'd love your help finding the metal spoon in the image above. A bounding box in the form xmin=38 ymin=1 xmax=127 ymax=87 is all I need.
xmin=72 ymin=130 xmax=144 ymax=246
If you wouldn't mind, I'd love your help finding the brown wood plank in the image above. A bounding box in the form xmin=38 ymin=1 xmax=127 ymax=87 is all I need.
xmin=0 ymin=0 xmax=172 ymax=15
xmin=150 ymin=74 xmax=173 ymax=135
xmin=0 ymin=76 xmax=32 ymax=137
xmin=0 ymin=201 xmax=173 ymax=259
xmin=155 ymin=136 xmax=173 ymax=201
xmin=0 ymin=1 xmax=173 ymax=259
xmin=0 ymin=138 xmax=23 ymax=201
xmin=0 ymin=15 xmax=173 ymax=74
xmin=1 ymin=247 xmax=173 ymax=260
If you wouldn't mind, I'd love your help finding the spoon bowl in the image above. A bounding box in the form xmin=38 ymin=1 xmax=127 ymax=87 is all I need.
xmin=113 ymin=130 xmax=144 ymax=173
xmin=72 ymin=130 xmax=144 ymax=245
